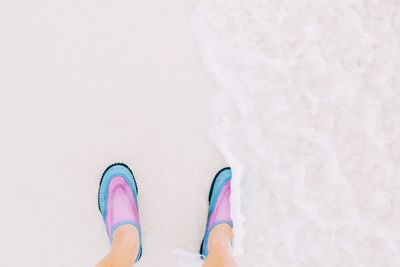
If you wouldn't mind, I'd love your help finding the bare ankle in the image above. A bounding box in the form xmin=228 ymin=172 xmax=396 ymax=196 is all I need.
xmin=111 ymin=225 xmax=139 ymax=259
xmin=207 ymin=224 xmax=233 ymax=254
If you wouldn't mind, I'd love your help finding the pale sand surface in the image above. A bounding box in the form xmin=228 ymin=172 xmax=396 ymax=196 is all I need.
xmin=0 ymin=1 xmax=224 ymax=266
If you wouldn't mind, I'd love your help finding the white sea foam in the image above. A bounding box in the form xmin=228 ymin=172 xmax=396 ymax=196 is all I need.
xmin=192 ymin=0 xmax=400 ymax=265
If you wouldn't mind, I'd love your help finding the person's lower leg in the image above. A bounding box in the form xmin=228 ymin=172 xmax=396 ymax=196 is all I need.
xmin=203 ymin=224 xmax=238 ymax=267
xmin=96 ymin=225 xmax=139 ymax=267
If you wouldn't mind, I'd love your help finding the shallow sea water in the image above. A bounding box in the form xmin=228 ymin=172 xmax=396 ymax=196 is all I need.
xmin=191 ymin=0 xmax=400 ymax=266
